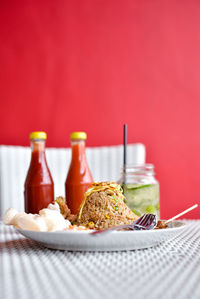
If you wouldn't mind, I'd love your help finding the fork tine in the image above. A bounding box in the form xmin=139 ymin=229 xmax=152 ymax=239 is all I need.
xmin=138 ymin=214 xmax=149 ymax=226
xmin=92 ymin=213 xmax=157 ymax=236
xmin=135 ymin=214 xmax=146 ymax=225
xmin=145 ymin=214 xmax=156 ymax=228
xmin=145 ymin=214 xmax=153 ymax=223
xmin=134 ymin=214 xmax=156 ymax=230
xmin=140 ymin=214 xmax=149 ymax=226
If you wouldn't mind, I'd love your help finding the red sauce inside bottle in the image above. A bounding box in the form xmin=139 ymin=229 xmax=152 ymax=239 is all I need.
xmin=65 ymin=139 xmax=93 ymax=214
xmin=24 ymin=139 xmax=54 ymax=214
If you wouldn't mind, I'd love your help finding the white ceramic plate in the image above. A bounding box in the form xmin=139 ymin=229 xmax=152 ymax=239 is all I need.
xmin=16 ymin=221 xmax=186 ymax=251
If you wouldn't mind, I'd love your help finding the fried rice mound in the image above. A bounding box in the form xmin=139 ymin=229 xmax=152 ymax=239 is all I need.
xmin=77 ymin=182 xmax=138 ymax=229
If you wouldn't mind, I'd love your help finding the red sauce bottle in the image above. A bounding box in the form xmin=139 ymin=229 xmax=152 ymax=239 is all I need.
xmin=24 ymin=132 xmax=54 ymax=214
xmin=65 ymin=132 xmax=93 ymax=214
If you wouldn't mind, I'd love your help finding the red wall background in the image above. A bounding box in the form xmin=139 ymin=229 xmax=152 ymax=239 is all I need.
xmin=1 ymin=0 xmax=200 ymax=219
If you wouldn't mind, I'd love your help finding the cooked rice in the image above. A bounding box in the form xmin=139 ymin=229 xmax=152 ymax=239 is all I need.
xmin=78 ymin=182 xmax=138 ymax=229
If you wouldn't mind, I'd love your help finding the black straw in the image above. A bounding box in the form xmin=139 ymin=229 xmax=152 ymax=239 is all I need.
xmin=123 ymin=124 xmax=127 ymax=169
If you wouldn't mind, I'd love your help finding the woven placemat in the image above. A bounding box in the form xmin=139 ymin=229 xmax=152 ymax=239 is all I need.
xmin=1 ymin=221 xmax=200 ymax=299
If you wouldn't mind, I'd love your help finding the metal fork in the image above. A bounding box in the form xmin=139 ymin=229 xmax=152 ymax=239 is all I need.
xmin=91 ymin=214 xmax=157 ymax=236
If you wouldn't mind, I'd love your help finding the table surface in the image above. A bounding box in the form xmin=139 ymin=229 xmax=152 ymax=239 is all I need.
xmin=1 ymin=221 xmax=200 ymax=299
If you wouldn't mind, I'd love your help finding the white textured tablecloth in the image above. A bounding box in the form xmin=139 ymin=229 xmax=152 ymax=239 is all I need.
xmin=1 ymin=221 xmax=200 ymax=299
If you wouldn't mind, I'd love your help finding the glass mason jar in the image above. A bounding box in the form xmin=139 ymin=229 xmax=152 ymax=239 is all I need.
xmin=118 ymin=164 xmax=160 ymax=218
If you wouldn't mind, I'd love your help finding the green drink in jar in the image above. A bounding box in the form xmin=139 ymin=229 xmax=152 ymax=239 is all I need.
xmin=119 ymin=164 xmax=160 ymax=218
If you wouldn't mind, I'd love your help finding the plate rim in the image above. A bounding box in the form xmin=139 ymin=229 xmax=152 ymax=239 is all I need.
xmin=16 ymin=220 xmax=186 ymax=235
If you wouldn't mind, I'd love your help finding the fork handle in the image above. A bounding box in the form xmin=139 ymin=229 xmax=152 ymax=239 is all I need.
xmin=91 ymin=224 xmax=134 ymax=236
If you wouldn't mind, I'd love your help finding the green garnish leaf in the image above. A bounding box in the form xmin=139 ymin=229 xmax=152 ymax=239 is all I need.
xmin=101 ymin=205 xmax=105 ymax=210
xmin=113 ymin=195 xmax=118 ymax=202
xmin=132 ymin=209 xmax=141 ymax=216
xmin=114 ymin=205 xmax=119 ymax=211
xmin=145 ymin=205 xmax=155 ymax=213
xmin=127 ymin=184 xmax=152 ymax=190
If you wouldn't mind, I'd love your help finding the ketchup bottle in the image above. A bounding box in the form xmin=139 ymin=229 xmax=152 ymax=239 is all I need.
xmin=24 ymin=132 xmax=54 ymax=214
xmin=65 ymin=132 xmax=93 ymax=214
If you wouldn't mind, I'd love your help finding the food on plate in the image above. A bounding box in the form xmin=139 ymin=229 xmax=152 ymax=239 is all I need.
xmin=55 ymin=196 xmax=77 ymax=223
xmin=67 ymin=224 xmax=89 ymax=231
xmin=77 ymin=182 xmax=138 ymax=229
xmin=3 ymin=207 xmax=20 ymax=225
xmin=3 ymin=204 xmax=71 ymax=232
xmin=122 ymin=183 xmax=160 ymax=218
xmin=5 ymin=181 xmax=180 ymax=232
xmin=155 ymin=220 xmax=168 ymax=229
